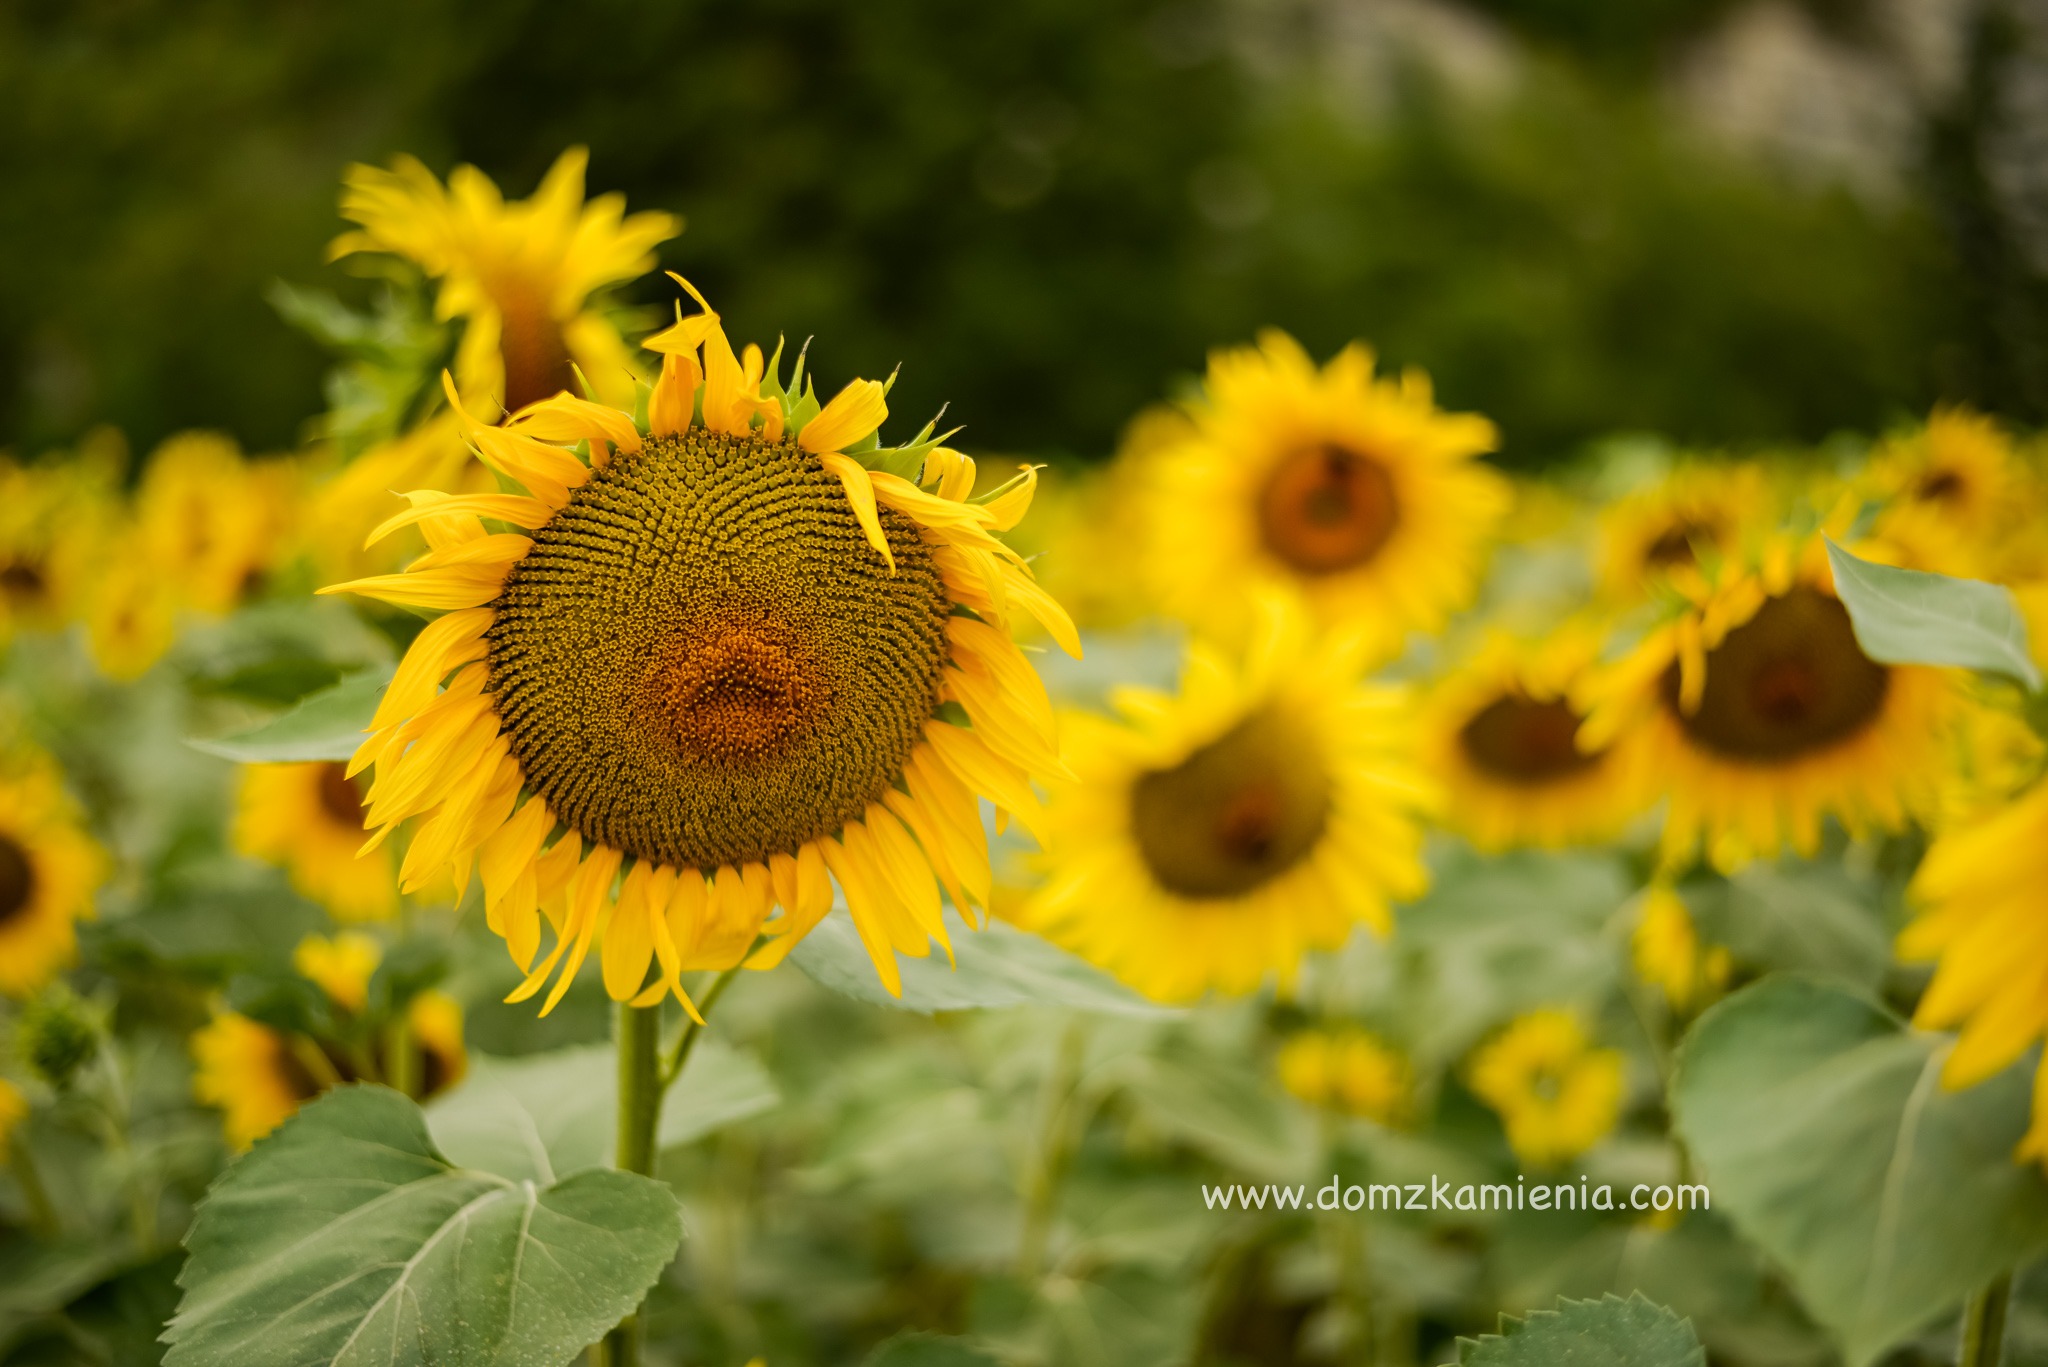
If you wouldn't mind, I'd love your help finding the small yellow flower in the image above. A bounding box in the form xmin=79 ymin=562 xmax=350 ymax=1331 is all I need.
xmin=0 ymin=754 xmax=105 ymax=999
xmin=291 ymin=932 xmax=384 ymax=1014
xmin=191 ymin=1013 xmax=314 ymax=1152
xmin=1276 ymin=1027 xmax=1410 ymax=1124
xmin=1630 ymin=885 xmax=1730 ymax=1014
xmin=1467 ymin=1009 xmax=1624 ymax=1167
xmin=235 ymin=763 xmax=396 ymax=922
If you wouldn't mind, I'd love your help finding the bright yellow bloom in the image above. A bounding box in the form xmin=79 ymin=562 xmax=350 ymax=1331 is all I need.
xmin=1012 ymin=598 xmax=1432 ymax=1002
xmin=320 ymin=278 xmax=1077 ymax=1012
xmin=1631 ymin=885 xmax=1730 ymax=1014
xmin=1581 ymin=530 xmax=1964 ymax=872
xmin=331 ymin=147 xmax=678 ymax=420
xmin=134 ymin=432 xmax=296 ymax=615
xmin=1420 ymin=624 xmax=1654 ymax=851
xmin=410 ymin=989 xmax=468 ymax=1096
xmin=1467 ymin=1009 xmax=1624 ymax=1167
xmin=0 ymin=754 xmax=104 ymax=998
xmin=291 ymin=932 xmax=384 ymax=1013
xmin=191 ymin=1013 xmax=310 ymax=1152
xmin=1595 ymin=461 xmax=1774 ymax=602
xmin=1865 ymin=407 xmax=2037 ymax=581
xmin=1140 ymin=330 xmax=1508 ymax=652
xmin=1900 ymin=781 xmax=2048 ymax=1166
xmin=1275 ymin=1026 xmax=1410 ymax=1124
xmin=236 ymin=763 xmax=396 ymax=922
xmin=84 ymin=551 xmax=179 ymax=683
xmin=0 ymin=434 xmax=122 ymax=643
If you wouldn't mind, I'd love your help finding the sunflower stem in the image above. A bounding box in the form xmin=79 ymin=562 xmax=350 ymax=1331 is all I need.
xmin=1961 ymin=1271 xmax=2011 ymax=1367
xmin=603 ymin=1002 xmax=665 ymax=1366
xmin=1015 ymin=1016 xmax=1092 ymax=1282
xmin=660 ymin=968 xmax=740 ymax=1092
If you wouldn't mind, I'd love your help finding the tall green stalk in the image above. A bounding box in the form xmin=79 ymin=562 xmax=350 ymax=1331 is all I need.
xmin=1961 ymin=1272 xmax=2011 ymax=1367
xmin=600 ymin=1002 xmax=665 ymax=1366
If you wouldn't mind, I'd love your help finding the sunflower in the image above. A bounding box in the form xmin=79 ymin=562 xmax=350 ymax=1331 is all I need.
xmin=134 ymin=432 xmax=296 ymax=615
xmin=319 ymin=278 xmax=1076 ymax=1011
xmin=1011 ymin=600 xmax=1432 ymax=1003
xmin=1419 ymin=625 xmax=1653 ymax=851
xmin=1141 ymin=330 xmax=1508 ymax=649
xmin=0 ymin=758 xmax=104 ymax=999
xmin=307 ymin=149 xmax=680 ymax=583
xmin=1900 ymin=781 xmax=2048 ymax=1165
xmin=235 ymin=762 xmax=396 ymax=922
xmin=1595 ymin=461 xmax=1774 ymax=602
xmin=1275 ymin=1026 xmax=1410 ymax=1124
xmin=1466 ymin=1008 xmax=1624 ymax=1168
xmin=1865 ymin=407 xmax=2035 ymax=580
xmin=1580 ymin=531 xmax=1964 ymax=872
xmin=84 ymin=553 xmax=178 ymax=683
xmin=192 ymin=934 xmax=467 ymax=1149
xmin=1630 ymin=884 xmax=1729 ymax=1014
xmin=0 ymin=438 xmax=120 ymax=642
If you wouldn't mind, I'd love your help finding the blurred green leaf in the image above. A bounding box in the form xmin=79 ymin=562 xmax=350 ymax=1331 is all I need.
xmin=864 ymin=1332 xmax=1004 ymax=1367
xmin=425 ymin=1038 xmax=778 ymax=1183
xmin=1686 ymin=861 xmax=1891 ymax=990
xmin=165 ymin=1085 xmax=682 ymax=1367
xmin=1825 ymin=539 xmax=2042 ymax=691
xmin=0 ymin=1236 xmax=133 ymax=1352
xmin=790 ymin=907 xmax=1171 ymax=1017
xmin=1672 ymin=976 xmax=2048 ymax=1365
xmin=1453 ymin=1292 xmax=1705 ymax=1367
xmin=93 ymin=866 xmax=326 ymax=978
xmin=185 ymin=666 xmax=390 ymax=764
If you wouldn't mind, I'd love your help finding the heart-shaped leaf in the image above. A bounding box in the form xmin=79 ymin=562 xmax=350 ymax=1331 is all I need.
xmin=1452 ymin=1292 xmax=1704 ymax=1367
xmin=1672 ymin=976 xmax=2048 ymax=1365
xmin=165 ymin=1085 xmax=682 ymax=1367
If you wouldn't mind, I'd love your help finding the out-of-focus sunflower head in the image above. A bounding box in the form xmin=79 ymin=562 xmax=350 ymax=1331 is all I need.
xmin=236 ymin=762 xmax=396 ymax=923
xmin=1581 ymin=528 xmax=1966 ymax=873
xmin=1275 ymin=1025 xmax=1411 ymax=1125
xmin=1465 ymin=1008 xmax=1624 ymax=1168
xmin=1141 ymin=330 xmax=1509 ymax=655
xmin=1863 ymin=407 xmax=2035 ymax=580
xmin=0 ymin=428 xmax=125 ymax=641
xmin=1420 ymin=621 xmax=1655 ymax=853
xmin=319 ymin=276 xmax=1077 ymax=1013
xmin=1594 ymin=460 xmax=1774 ymax=603
xmin=134 ymin=431 xmax=298 ymax=615
xmin=1010 ymin=594 xmax=1434 ymax=1003
xmin=1629 ymin=884 xmax=1730 ymax=1014
xmin=0 ymin=748 xmax=104 ymax=1000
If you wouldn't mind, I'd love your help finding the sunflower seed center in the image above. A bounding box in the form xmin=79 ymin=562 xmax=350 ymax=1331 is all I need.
xmin=1258 ymin=443 xmax=1400 ymax=575
xmin=1458 ymin=695 xmax=1601 ymax=784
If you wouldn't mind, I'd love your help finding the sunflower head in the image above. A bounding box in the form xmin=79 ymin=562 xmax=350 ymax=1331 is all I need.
xmin=1275 ymin=1026 xmax=1410 ymax=1124
xmin=1630 ymin=885 xmax=1729 ymax=1014
xmin=1582 ymin=530 xmax=1963 ymax=872
xmin=1012 ymin=597 xmax=1432 ymax=1003
xmin=1595 ymin=461 xmax=1774 ymax=602
xmin=1142 ymin=330 xmax=1507 ymax=651
xmin=1421 ymin=623 xmax=1654 ymax=852
xmin=321 ymin=278 xmax=1077 ymax=1012
xmin=1465 ymin=1008 xmax=1624 ymax=1168
xmin=135 ymin=432 xmax=296 ymax=616
xmin=331 ymin=147 xmax=680 ymax=417
xmin=236 ymin=762 xmax=396 ymax=922
xmin=0 ymin=753 xmax=104 ymax=999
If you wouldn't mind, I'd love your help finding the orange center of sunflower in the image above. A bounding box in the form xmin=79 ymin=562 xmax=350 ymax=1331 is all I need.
xmin=1457 ymin=694 xmax=1601 ymax=785
xmin=1129 ymin=707 xmax=1332 ymax=899
xmin=0 ymin=559 xmax=47 ymax=607
xmin=643 ymin=619 xmax=828 ymax=763
xmin=0 ymin=834 xmax=34 ymax=929
xmin=316 ymin=763 xmax=365 ymax=829
xmin=1659 ymin=585 xmax=1889 ymax=760
xmin=1257 ymin=443 xmax=1400 ymax=575
xmin=493 ymin=279 xmax=576 ymax=415
xmin=1915 ymin=469 xmax=1965 ymax=503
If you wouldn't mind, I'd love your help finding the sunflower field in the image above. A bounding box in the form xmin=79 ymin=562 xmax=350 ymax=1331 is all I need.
xmin=6 ymin=4 xmax=2048 ymax=1366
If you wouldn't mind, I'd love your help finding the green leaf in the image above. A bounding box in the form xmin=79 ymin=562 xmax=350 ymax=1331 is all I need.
xmin=1453 ymin=1293 xmax=1705 ymax=1367
xmin=0 ymin=1236 xmax=133 ymax=1352
xmin=789 ymin=907 xmax=1171 ymax=1016
xmin=1824 ymin=538 xmax=2042 ymax=690
xmin=1685 ymin=861 xmax=1891 ymax=990
xmin=185 ymin=666 xmax=391 ymax=764
xmin=1671 ymin=976 xmax=2048 ymax=1365
xmin=166 ymin=1085 xmax=682 ymax=1367
xmin=425 ymin=1038 xmax=778 ymax=1183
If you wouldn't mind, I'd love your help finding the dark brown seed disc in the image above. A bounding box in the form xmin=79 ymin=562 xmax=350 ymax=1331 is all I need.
xmin=1129 ymin=707 xmax=1333 ymax=899
xmin=1659 ymin=585 xmax=1889 ymax=761
xmin=0 ymin=833 xmax=34 ymax=929
xmin=486 ymin=429 xmax=951 ymax=870
xmin=1457 ymin=695 xmax=1601 ymax=784
xmin=1257 ymin=443 xmax=1400 ymax=576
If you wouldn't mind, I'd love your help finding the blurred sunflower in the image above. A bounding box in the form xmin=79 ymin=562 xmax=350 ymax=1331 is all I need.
xmin=309 ymin=148 xmax=680 ymax=581
xmin=134 ymin=432 xmax=296 ymax=615
xmin=0 ymin=440 xmax=120 ymax=643
xmin=1630 ymin=884 xmax=1730 ymax=1014
xmin=234 ymin=762 xmax=395 ymax=922
xmin=1466 ymin=1008 xmax=1624 ymax=1167
xmin=84 ymin=555 xmax=179 ymax=684
xmin=193 ymin=933 xmax=466 ymax=1150
xmin=1275 ymin=1026 xmax=1409 ymax=1124
xmin=321 ymin=278 xmax=1076 ymax=1010
xmin=1011 ymin=600 xmax=1432 ymax=1003
xmin=0 ymin=757 xmax=104 ymax=999
xmin=1864 ymin=407 xmax=2034 ymax=579
xmin=1595 ymin=461 xmax=1773 ymax=602
xmin=1898 ymin=781 xmax=2048 ymax=1165
xmin=1142 ymin=330 xmax=1507 ymax=650
xmin=1420 ymin=625 xmax=1653 ymax=851
xmin=1581 ymin=531 xmax=1963 ymax=872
